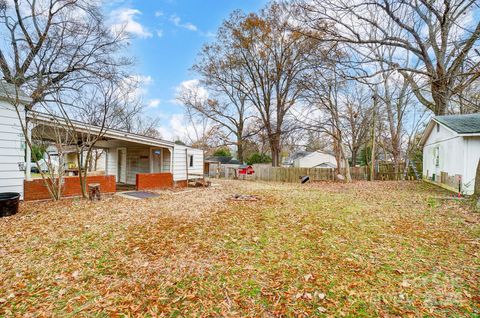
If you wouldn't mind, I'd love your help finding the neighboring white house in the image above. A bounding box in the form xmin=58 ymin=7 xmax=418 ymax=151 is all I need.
xmin=283 ymin=150 xmax=338 ymax=168
xmin=420 ymin=113 xmax=480 ymax=195
xmin=0 ymin=82 xmax=204 ymax=199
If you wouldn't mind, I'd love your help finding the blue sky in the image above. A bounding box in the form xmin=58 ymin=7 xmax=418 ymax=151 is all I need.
xmin=105 ymin=0 xmax=267 ymax=140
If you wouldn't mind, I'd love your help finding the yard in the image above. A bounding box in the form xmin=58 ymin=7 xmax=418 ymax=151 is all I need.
xmin=0 ymin=181 xmax=478 ymax=317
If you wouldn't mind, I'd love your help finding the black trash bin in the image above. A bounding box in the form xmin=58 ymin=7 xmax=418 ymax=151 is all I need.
xmin=300 ymin=176 xmax=310 ymax=184
xmin=0 ymin=192 xmax=20 ymax=217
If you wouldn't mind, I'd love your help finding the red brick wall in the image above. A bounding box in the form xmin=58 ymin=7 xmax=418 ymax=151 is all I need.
xmin=24 ymin=175 xmax=116 ymax=201
xmin=136 ymin=173 xmax=173 ymax=190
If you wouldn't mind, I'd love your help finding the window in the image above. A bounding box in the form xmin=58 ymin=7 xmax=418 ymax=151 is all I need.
xmin=189 ymin=155 xmax=194 ymax=167
xmin=434 ymin=147 xmax=440 ymax=167
xmin=436 ymin=123 xmax=440 ymax=132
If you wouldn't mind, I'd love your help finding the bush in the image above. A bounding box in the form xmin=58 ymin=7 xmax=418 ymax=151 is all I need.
xmin=213 ymin=147 xmax=231 ymax=157
xmin=246 ymin=153 xmax=272 ymax=165
xmin=31 ymin=144 xmax=46 ymax=161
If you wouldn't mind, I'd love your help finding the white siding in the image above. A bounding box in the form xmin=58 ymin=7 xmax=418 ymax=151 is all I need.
xmin=172 ymin=145 xmax=204 ymax=181
xmin=423 ymin=124 xmax=464 ymax=182
xmin=0 ymin=100 xmax=25 ymax=197
xmin=464 ymin=137 xmax=480 ymax=194
xmin=173 ymin=145 xmax=187 ymax=181
xmin=422 ymin=122 xmax=480 ymax=195
xmin=294 ymin=151 xmax=337 ymax=168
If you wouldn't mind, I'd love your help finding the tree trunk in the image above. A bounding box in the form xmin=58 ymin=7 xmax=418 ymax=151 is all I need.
xmin=431 ymin=81 xmax=449 ymax=115
xmin=370 ymin=98 xmax=377 ymax=181
xmin=270 ymin=144 xmax=280 ymax=167
xmin=351 ymin=148 xmax=357 ymax=167
xmin=340 ymin=143 xmax=352 ymax=183
xmin=332 ymin=133 xmax=341 ymax=175
xmin=237 ymin=139 xmax=244 ymax=164
xmin=269 ymin=133 xmax=281 ymax=167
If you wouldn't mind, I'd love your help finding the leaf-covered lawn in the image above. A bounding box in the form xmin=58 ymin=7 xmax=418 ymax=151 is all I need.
xmin=0 ymin=181 xmax=478 ymax=317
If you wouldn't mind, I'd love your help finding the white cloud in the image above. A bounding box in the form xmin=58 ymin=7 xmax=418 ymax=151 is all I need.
xmin=147 ymin=98 xmax=161 ymax=108
xmin=174 ymin=79 xmax=208 ymax=100
xmin=155 ymin=10 xmax=164 ymax=17
xmin=157 ymin=113 xmax=188 ymax=141
xmin=170 ymin=14 xmax=198 ymax=32
xmin=119 ymin=74 xmax=153 ymax=102
xmin=110 ymin=8 xmax=153 ymax=38
xmin=156 ymin=29 xmax=164 ymax=38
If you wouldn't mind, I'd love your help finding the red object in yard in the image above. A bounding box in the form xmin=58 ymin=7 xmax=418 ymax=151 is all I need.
xmin=238 ymin=165 xmax=255 ymax=175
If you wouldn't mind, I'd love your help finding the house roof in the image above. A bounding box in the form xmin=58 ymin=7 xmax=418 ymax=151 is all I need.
xmin=285 ymin=150 xmax=334 ymax=164
xmin=434 ymin=113 xmax=480 ymax=134
xmin=420 ymin=113 xmax=480 ymax=147
xmin=288 ymin=151 xmax=312 ymax=162
xmin=0 ymin=82 xmax=33 ymax=104
xmin=205 ymin=156 xmax=241 ymax=164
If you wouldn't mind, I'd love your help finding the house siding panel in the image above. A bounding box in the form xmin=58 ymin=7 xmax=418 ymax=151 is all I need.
xmin=0 ymin=100 xmax=25 ymax=198
xmin=464 ymin=137 xmax=480 ymax=194
xmin=172 ymin=145 xmax=203 ymax=181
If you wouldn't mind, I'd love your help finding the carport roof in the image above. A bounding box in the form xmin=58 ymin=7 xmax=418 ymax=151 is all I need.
xmin=27 ymin=111 xmax=175 ymax=148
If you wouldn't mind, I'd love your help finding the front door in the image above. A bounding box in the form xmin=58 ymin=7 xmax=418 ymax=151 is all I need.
xmin=151 ymin=149 xmax=162 ymax=173
xmin=117 ymin=148 xmax=126 ymax=183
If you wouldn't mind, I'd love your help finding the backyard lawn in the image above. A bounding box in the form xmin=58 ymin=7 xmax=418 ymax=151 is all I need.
xmin=0 ymin=180 xmax=478 ymax=317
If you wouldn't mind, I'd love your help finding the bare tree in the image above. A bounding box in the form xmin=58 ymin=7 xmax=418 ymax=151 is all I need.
xmin=188 ymin=36 xmax=260 ymax=163
xmin=181 ymin=104 xmax=222 ymax=150
xmin=0 ymin=0 xmax=131 ymax=199
xmin=176 ymin=77 xmax=252 ymax=162
xmin=297 ymin=64 xmax=353 ymax=182
xmin=341 ymin=83 xmax=372 ymax=167
xmin=298 ymin=0 xmax=480 ymax=115
xmin=216 ymin=3 xmax=330 ymax=166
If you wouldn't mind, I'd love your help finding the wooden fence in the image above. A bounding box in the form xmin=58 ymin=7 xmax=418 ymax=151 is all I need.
xmin=250 ymin=166 xmax=366 ymax=182
xmin=248 ymin=162 xmax=421 ymax=183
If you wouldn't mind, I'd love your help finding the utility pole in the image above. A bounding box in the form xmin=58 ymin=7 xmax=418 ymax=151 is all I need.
xmin=370 ymin=94 xmax=378 ymax=182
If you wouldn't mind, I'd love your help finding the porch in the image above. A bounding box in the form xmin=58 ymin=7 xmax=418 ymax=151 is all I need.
xmin=24 ymin=112 xmax=179 ymax=200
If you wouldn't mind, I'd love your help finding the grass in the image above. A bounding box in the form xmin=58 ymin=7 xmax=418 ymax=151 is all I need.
xmin=0 ymin=180 xmax=478 ymax=317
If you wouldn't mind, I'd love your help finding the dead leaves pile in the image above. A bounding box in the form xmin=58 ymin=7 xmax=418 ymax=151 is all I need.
xmin=0 ymin=180 xmax=478 ymax=317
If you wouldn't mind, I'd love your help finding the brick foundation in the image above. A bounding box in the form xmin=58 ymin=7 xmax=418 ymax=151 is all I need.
xmin=24 ymin=175 xmax=116 ymax=201
xmin=136 ymin=173 xmax=174 ymax=190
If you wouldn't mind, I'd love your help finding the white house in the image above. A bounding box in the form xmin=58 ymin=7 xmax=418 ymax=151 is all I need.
xmin=420 ymin=113 xmax=480 ymax=195
xmin=283 ymin=150 xmax=338 ymax=168
xmin=0 ymin=82 xmax=204 ymax=199
xmin=0 ymin=83 xmax=31 ymax=196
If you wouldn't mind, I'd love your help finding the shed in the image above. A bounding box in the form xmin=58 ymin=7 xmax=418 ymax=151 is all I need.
xmin=283 ymin=150 xmax=338 ymax=168
xmin=420 ymin=113 xmax=480 ymax=195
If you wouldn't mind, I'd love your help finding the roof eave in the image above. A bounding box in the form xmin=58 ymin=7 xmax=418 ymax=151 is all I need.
xmin=28 ymin=112 xmax=175 ymax=148
xmin=0 ymin=94 xmax=33 ymax=105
